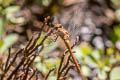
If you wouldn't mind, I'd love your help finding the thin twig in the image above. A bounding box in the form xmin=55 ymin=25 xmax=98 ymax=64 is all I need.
xmin=7 ymin=57 xmax=26 ymax=80
xmin=45 ymin=67 xmax=55 ymax=80
xmin=4 ymin=48 xmax=11 ymax=71
xmin=29 ymin=69 xmax=37 ymax=80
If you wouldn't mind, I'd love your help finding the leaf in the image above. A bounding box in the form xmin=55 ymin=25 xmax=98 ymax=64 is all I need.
xmin=2 ymin=0 xmax=15 ymax=7
xmin=42 ymin=0 xmax=51 ymax=6
xmin=0 ymin=0 xmax=3 ymax=4
xmin=0 ymin=34 xmax=18 ymax=53
xmin=81 ymin=65 xmax=91 ymax=77
xmin=35 ymin=63 xmax=48 ymax=74
xmin=0 ymin=40 xmax=4 ymax=48
xmin=74 ymin=47 xmax=84 ymax=63
xmin=44 ymin=59 xmax=55 ymax=69
xmin=98 ymin=70 xmax=107 ymax=80
xmin=114 ymin=27 xmax=120 ymax=38
xmin=34 ymin=56 xmax=41 ymax=62
xmin=4 ymin=6 xmax=20 ymax=15
xmin=103 ymin=66 xmax=111 ymax=72
xmin=0 ymin=16 xmax=6 ymax=39
xmin=80 ymin=45 xmax=92 ymax=55
xmin=48 ymin=76 xmax=57 ymax=80
xmin=85 ymin=55 xmax=98 ymax=67
xmin=115 ymin=9 xmax=120 ymax=22
xmin=107 ymin=48 xmax=114 ymax=55
xmin=110 ymin=67 xmax=120 ymax=80
xmin=35 ymin=0 xmax=42 ymax=5
xmin=40 ymin=42 xmax=58 ymax=55
xmin=9 ymin=16 xmax=25 ymax=24
xmin=111 ymin=31 xmax=119 ymax=43
xmin=92 ymin=50 xmax=102 ymax=60
xmin=111 ymin=0 xmax=120 ymax=8
xmin=35 ymin=0 xmax=51 ymax=6
xmin=56 ymin=59 xmax=61 ymax=68
xmin=37 ymin=34 xmax=52 ymax=45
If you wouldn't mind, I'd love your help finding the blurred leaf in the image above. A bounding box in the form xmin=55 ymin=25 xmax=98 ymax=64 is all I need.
xmin=51 ymin=4 xmax=58 ymax=14
xmin=0 ymin=16 xmax=6 ymax=39
xmin=81 ymin=65 xmax=91 ymax=77
xmin=92 ymin=50 xmax=102 ymax=60
xmin=98 ymin=70 xmax=107 ymax=80
xmin=35 ymin=0 xmax=51 ymax=6
xmin=34 ymin=56 xmax=41 ymax=62
xmin=111 ymin=0 xmax=120 ymax=8
xmin=0 ymin=6 xmax=3 ymax=12
xmin=35 ymin=0 xmax=42 ymax=5
xmin=37 ymin=34 xmax=52 ymax=45
xmin=85 ymin=55 xmax=99 ymax=67
xmin=0 ymin=0 xmax=3 ymax=4
xmin=2 ymin=0 xmax=15 ymax=7
xmin=111 ymin=26 xmax=120 ymax=43
xmin=48 ymin=76 xmax=57 ymax=80
xmin=110 ymin=67 xmax=120 ymax=80
xmin=42 ymin=0 xmax=51 ymax=6
xmin=104 ymin=58 xmax=109 ymax=66
xmin=109 ymin=56 xmax=117 ymax=64
xmin=114 ymin=27 xmax=120 ymax=38
xmin=4 ymin=6 xmax=20 ymax=15
xmin=35 ymin=63 xmax=48 ymax=74
xmin=116 ymin=53 xmax=120 ymax=60
xmin=115 ymin=9 xmax=120 ymax=22
xmin=35 ymin=62 xmax=42 ymax=71
xmin=107 ymin=48 xmax=114 ymax=55
xmin=74 ymin=47 xmax=84 ymax=63
xmin=103 ymin=66 xmax=111 ymax=72
xmin=44 ymin=59 xmax=55 ymax=70
xmin=8 ymin=16 xmax=25 ymax=24
xmin=0 ymin=40 xmax=4 ymax=48
xmin=80 ymin=45 xmax=92 ymax=55
xmin=56 ymin=59 xmax=61 ymax=68
xmin=0 ymin=34 xmax=18 ymax=53
xmin=111 ymin=31 xmax=119 ymax=43
xmin=41 ymin=42 xmax=58 ymax=55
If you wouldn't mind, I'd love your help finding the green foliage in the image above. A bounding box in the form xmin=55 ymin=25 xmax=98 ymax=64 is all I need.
xmin=0 ymin=0 xmax=23 ymax=53
xmin=35 ymin=0 xmax=52 ymax=6
xmin=81 ymin=65 xmax=91 ymax=77
xmin=112 ymin=0 xmax=120 ymax=22
xmin=111 ymin=0 xmax=120 ymax=8
xmin=0 ymin=0 xmax=15 ymax=7
xmin=115 ymin=9 xmax=120 ymax=21
xmin=34 ymin=35 xmax=58 ymax=77
xmin=73 ymin=42 xmax=120 ymax=79
xmin=110 ymin=67 xmax=120 ymax=80
xmin=111 ymin=26 xmax=120 ymax=43
xmin=98 ymin=70 xmax=107 ymax=80
xmin=0 ymin=34 xmax=18 ymax=53
xmin=0 ymin=16 xmax=6 ymax=39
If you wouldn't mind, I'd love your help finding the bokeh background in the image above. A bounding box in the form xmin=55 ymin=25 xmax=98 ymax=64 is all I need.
xmin=0 ymin=0 xmax=120 ymax=80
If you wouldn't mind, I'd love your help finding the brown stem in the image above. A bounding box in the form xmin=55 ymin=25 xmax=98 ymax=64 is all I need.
xmin=45 ymin=68 xmax=55 ymax=80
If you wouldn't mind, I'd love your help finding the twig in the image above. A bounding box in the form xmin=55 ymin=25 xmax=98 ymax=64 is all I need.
xmin=58 ymin=51 xmax=66 ymax=74
xmin=7 ymin=57 xmax=26 ymax=80
xmin=1 ymin=49 xmax=23 ymax=80
xmin=22 ymin=55 xmax=36 ymax=80
xmin=64 ymin=65 xmax=74 ymax=77
xmin=4 ymin=48 xmax=11 ymax=71
xmin=29 ymin=69 xmax=37 ymax=80
xmin=45 ymin=67 xmax=55 ymax=80
xmin=57 ymin=54 xmax=71 ymax=80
